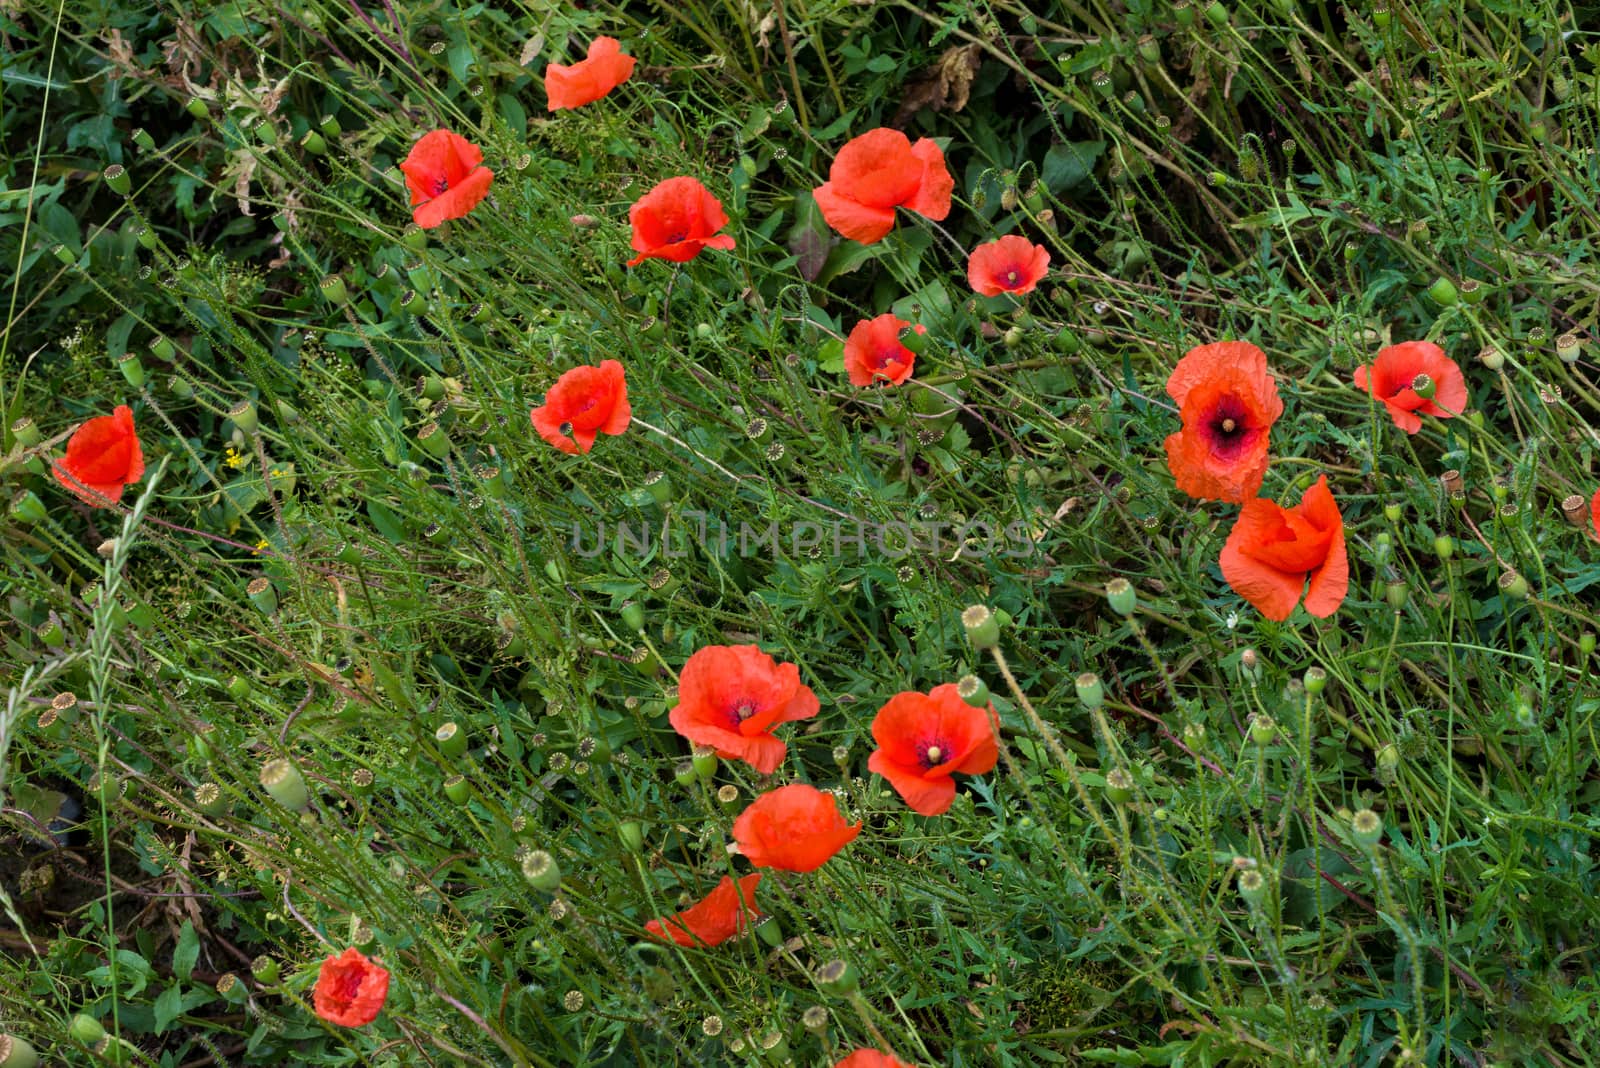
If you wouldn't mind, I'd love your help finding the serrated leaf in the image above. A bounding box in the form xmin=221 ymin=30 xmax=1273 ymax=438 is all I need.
xmin=173 ymin=920 xmax=199 ymax=981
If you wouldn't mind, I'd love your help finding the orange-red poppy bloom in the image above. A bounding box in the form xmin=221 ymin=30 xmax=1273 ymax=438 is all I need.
xmin=644 ymin=873 xmax=763 ymax=947
xmin=1163 ymin=341 xmax=1283 ymax=504
xmin=1219 ymin=474 xmax=1348 ymax=621
xmin=813 ymin=128 xmax=953 ymax=245
xmin=843 ymin=313 xmax=925 ymax=387
xmin=545 ymin=36 xmax=636 ymax=111
xmin=530 ymin=360 xmax=631 ymax=454
xmin=1592 ymin=487 xmax=1600 ymax=543
xmin=52 ymin=404 xmax=144 ymax=508
xmin=313 ymin=948 xmax=390 ymax=1028
xmin=399 ymin=130 xmax=494 ymax=230
xmin=626 ymin=176 xmax=736 ymax=267
xmin=732 ymin=784 xmax=861 ymax=872
xmin=867 ymin=684 xmax=998 ymax=816
xmin=669 ymin=645 xmax=820 ymax=774
xmin=967 ymin=235 xmax=1050 ymax=297
xmin=1352 ymin=340 xmax=1468 ymax=434
xmin=835 ymin=1052 xmax=920 ymax=1068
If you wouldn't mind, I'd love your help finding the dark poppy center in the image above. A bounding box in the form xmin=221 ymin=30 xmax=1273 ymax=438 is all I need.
xmin=1005 ymin=268 xmax=1020 ymax=287
xmin=917 ymin=737 xmax=951 ymax=770
xmin=1203 ymin=395 xmax=1256 ymax=459
xmin=431 ymin=176 xmax=450 ymax=196
xmin=666 ymin=229 xmax=689 ymax=244
xmin=724 ymin=698 xmax=761 ymax=728
xmin=558 ymin=421 xmax=574 ymax=436
xmin=331 ymin=968 xmax=363 ymax=1003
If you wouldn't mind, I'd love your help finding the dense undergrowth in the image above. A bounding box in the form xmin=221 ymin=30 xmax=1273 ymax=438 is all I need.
xmin=6 ymin=0 xmax=1600 ymax=1064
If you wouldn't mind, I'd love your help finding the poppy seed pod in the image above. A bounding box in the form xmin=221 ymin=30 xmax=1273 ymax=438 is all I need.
xmin=320 ymin=274 xmax=349 ymax=304
xmin=9 ymin=491 xmax=47 ymax=526
xmin=442 ymin=773 xmax=470 ymax=804
xmin=228 ymin=399 xmax=259 ymax=436
xmin=226 ymin=675 xmax=252 ymax=701
xmin=1105 ymin=578 xmax=1137 ymax=616
xmin=416 ymin=422 xmax=451 ymax=459
xmin=521 ymin=849 xmax=561 ymax=891
xmin=1303 ymin=666 xmax=1327 ymax=695
xmin=815 ymin=959 xmax=858 ymax=996
xmin=1426 ymin=276 xmax=1458 ymax=306
xmin=1350 ymin=808 xmax=1383 ymax=850
xmin=246 ymin=577 xmax=277 ymax=615
xmin=193 ymin=782 xmax=227 ymax=816
xmin=755 ymin=915 xmax=783 ymax=948
xmin=1557 ymin=333 xmax=1583 ymax=363
xmin=0 ymin=1035 xmax=39 ymax=1068
xmin=251 ymin=955 xmax=280 ymax=984
xmin=618 ymin=820 xmax=644 ymax=853
xmin=1249 ymin=714 xmax=1277 ymax=745
xmin=1075 ymin=672 xmax=1105 ymax=710
xmin=1498 ymin=571 xmax=1528 ymax=599
xmin=1581 ymin=632 xmax=1597 ymax=657
xmin=301 ymin=129 xmax=327 ymax=155
xmin=1458 ymin=278 xmax=1485 ymax=304
xmin=435 ymin=721 xmax=467 ymax=758
xmin=955 ymin=674 xmax=989 ymax=707
xmin=259 ymin=757 xmax=309 ymax=811
xmin=691 ymin=744 xmax=719 ymax=782
xmin=1104 ymin=768 xmax=1134 ymax=804
xmin=1237 ymin=869 xmax=1267 ymax=907
xmin=69 ymin=1014 xmax=105 ymax=1044
xmin=961 ymin=605 xmax=1001 ymax=650
xmin=620 ymin=601 xmax=645 ymax=633
xmin=132 ymin=128 xmax=156 ymax=152
xmin=103 ymin=164 xmax=131 ymax=195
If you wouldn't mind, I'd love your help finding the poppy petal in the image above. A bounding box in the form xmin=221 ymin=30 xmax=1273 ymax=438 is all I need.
xmin=412 ymin=166 xmax=494 ymax=229
xmin=904 ymin=137 xmax=953 ymax=220
xmin=813 ymin=182 xmax=898 ymax=245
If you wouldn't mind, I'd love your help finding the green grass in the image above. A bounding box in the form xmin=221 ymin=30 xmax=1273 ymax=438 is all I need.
xmin=5 ymin=0 xmax=1600 ymax=1064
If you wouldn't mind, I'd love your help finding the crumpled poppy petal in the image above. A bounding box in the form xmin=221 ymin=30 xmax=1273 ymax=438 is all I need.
xmin=813 ymin=181 xmax=899 ymax=245
xmin=413 ymin=166 xmax=494 ymax=229
xmin=904 ymin=137 xmax=953 ymax=220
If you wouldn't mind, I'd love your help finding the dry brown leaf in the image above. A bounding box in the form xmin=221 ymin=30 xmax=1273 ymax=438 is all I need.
xmin=893 ymin=43 xmax=981 ymax=126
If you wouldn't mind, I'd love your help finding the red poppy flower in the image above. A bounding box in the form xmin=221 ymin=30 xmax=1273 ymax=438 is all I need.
xmin=1219 ymin=474 xmax=1348 ymax=621
xmin=1592 ymin=487 xmax=1600 ymax=543
xmin=867 ymin=684 xmax=998 ymax=816
xmin=399 ymin=130 xmax=494 ymax=230
xmin=732 ymin=784 xmax=861 ymax=873
xmin=545 ymin=36 xmax=636 ymax=111
xmin=842 ymin=313 xmax=925 ymax=387
xmin=644 ymin=873 xmax=763 ymax=947
xmin=530 ymin=360 xmax=631 ymax=454
xmin=813 ymin=128 xmax=954 ymax=245
xmin=313 ymin=948 xmax=390 ymax=1028
xmin=625 ymin=176 xmax=736 ymax=267
xmin=52 ymin=404 xmax=144 ymax=508
xmin=835 ymin=1052 xmax=920 ymax=1068
xmin=967 ymin=235 xmax=1051 ymax=297
xmin=669 ymin=645 xmax=820 ymax=774
xmin=1353 ymin=340 xmax=1468 ymax=434
xmin=1163 ymin=341 xmax=1283 ymax=504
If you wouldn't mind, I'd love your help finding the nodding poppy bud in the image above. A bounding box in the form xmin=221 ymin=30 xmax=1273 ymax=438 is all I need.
xmin=617 ymin=820 xmax=644 ymax=853
xmin=521 ymin=849 xmax=561 ymax=891
xmin=1427 ymin=276 xmax=1458 ymax=306
xmin=259 ymin=758 xmax=309 ymax=811
xmin=955 ymin=674 xmax=989 ymax=707
xmin=103 ymin=164 xmax=131 ymax=195
xmin=961 ymin=605 xmax=1001 ymax=650
xmin=435 ymin=721 xmax=467 ymax=758
xmin=0 ymin=1034 xmax=40 ymax=1068
xmin=1103 ymin=768 xmax=1134 ymax=804
xmin=815 ymin=959 xmax=858 ymax=996
xmin=1237 ymin=869 xmax=1267 ymax=908
xmin=1075 ymin=672 xmax=1105 ymax=710
xmin=1350 ymin=808 xmax=1383 ymax=850
xmin=246 ymin=577 xmax=277 ymax=615
xmin=1105 ymin=578 xmax=1137 ymax=617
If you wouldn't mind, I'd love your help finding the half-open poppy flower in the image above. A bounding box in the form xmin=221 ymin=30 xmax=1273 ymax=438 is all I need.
xmin=644 ymin=873 xmax=763 ymax=947
xmin=1163 ymin=341 xmax=1283 ymax=504
xmin=813 ymin=128 xmax=953 ymax=245
xmin=843 ymin=313 xmax=925 ymax=387
xmin=867 ymin=683 xmax=998 ymax=816
xmin=835 ymin=1052 xmax=920 ymax=1068
xmin=1219 ymin=474 xmax=1348 ymax=621
xmin=52 ymin=404 xmax=144 ymax=508
xmin=545 ymin=36 xmax=636 ymax=111
xmin=1353 ymin=340 xmax=1468 ymax=434
xmin=399 ymin=130 xmax=494 ymax=230
xmin=313 ymin=948 xmax=390 ymax=1028
xmin=530 ymin=360 xmax=631 ymax=454
xmin=732 ymin=784 xmax=861 ymax=872
xmin=967 ymin=235 xmax=1050 ymax=297
xmin=626 ymin=176 xmax=736 ymax=267
xmin=669 ymin=645 xmax=819 ymax=774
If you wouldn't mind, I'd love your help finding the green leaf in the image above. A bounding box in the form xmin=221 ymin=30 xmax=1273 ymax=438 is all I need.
xmin=818 ymin=339 xmax=845 ymax=374
xmin=367 ymin=499 xmax=408 ymax=543
xmin=173 ymin=920 xmax=199 ymax=981
xmin=1041 ymin=141 xmax=1105 ymax=194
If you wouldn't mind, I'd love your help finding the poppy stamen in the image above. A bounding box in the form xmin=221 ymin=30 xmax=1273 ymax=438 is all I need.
xmin=1221 ymin=418 xmax=1236 ymax=432
xmin=918 ymin=738 xmax=950 ymax=769
xmin=1005 ymin=269 xmax=1019 ymax=286
xmin=431 ymin=176 xmax=450 ymax=195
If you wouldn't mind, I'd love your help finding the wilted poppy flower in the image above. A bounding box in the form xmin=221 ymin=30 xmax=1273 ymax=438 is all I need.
xmin=52 ymin=404 xmax=144 ymax=508
xmin=1163 ymin=341 xmax=1283 ymax=504
xmin=732 ymin=784 xmax=861 ymax=873
xmin=967 ymin=235 xmax=1050 ymax=297
xmin=645 ymin=873 xmax=763 ymax=947
xmin=626 ymin=176 xmax=736 ymax=267
xmin=868 ymin=684 xmax=998 ymax=816
xmin=843 ymin=313 xmax=925 ymax=387
xmin=545 ymin=36 xmax=636 ymax=111
xmin=399 ymin=130 xmax=494 ymax=230
xmin=835 ymin=1052 xmax=920 ymax=1068
xmin=1353 ymin=340 xmax=1468 ymax=434
xmin=530 ymin=360 xmax=631 ymax=454
xmin=669 ymin=645 xmax=820 ymax=774
xmin=813 ymin=128 xmax=953 ymax=245
xmin=313 ymin=948 xmax=390 ymax=1028
xmin=1220 ymin=474 xmax=1348 ymax=621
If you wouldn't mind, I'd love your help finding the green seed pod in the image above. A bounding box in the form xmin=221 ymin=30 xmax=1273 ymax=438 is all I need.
xmin=1383 ymin=501 xmax=1402 ymax=522
xmin=1105 ymin=578 xmax=1137 ymax=616
xmin=250 ymin=955 xmax=280 ymax=984
xmin=1174 ymin=0 xmax=1195 ymax=26
xmin=320 ymin=114 xmax=342 ymax=138
xmin=168 ymin=375 xmax=194 ymax=398
xmin=103 ymin=164 xmax=132 ymax=195
xmin=673 ymin=760 xmax=697 ymax=788
xmin=1432 ymin=535 xmax=1454 ymax=560
xmin=259 ymin=758 xmax=309 ymax=811
xmin=1498 ymin=571 xmax=1528 ymax=599
xmin=400 ymin=224 xmax=428 ymax=251
xmin=1249 ymin=714 xmax=1277 ymax=745
xmin=755 ymin=915 xmax=784 ymax=948
xmin=1557 ymin=333 xmax=1583 ymax=364
xmin=348 ymin=767 xmax=376 ymax=795
xmin=1237 ymin=869 xmax=1267 ymax=907
xmin=521 ymin=849 xmax=562 ymax=891
xmin=1581 ymin=632 xmax=1597 ymax=656
xmin=1303 ymin=666 xmax=1327 ymax=695
xmin=1137 ymin=34 xmax=1160 ymax=64
xmin=618 ymin=820 xmax=644 ymax=853
xmin=246 ymin=577 xmax=278 ymax=615
xmin=226 ymin=675 xmax=252 ymax=701
xmin=228 ymin=399 xmax=259 ymax=436
xmin=443 ymin=773 xmax=471 ymax=804
xmin=193 ymin=782 xmax=228 ymax=816
xmin=132 ymin=128 xmax=156 ymax=152
xmin=691 ymin=745 xmax=719 ymax=782
xmin=416 ymin=422 xmax=450 ymax=459
xmin=115 ymin=351 xmax=146 ymax=389
xmin=435 ymin=721 xmax=467 ymax=759
xmin=185 ymin=97 xmax=209 ymax=120
xmin=1075 ymin=671 xmax=1105 ymax=710
xmin=815 ymin=959 xmax=858 ymax=996
xmin=51 ymin=244 xmax=74 ymax=267
xmin=1203 ymin=0 xmax=1229 ymax=26
xmin=1410 ymin=372 xmax=1435 ymax=400
xmin=1372 ymin=2 xmax=1391 ymax=27
xmin=399 ymin=289 xmax=426 ymax=315
xmin=301 ymin=129 xmax=327 ymax=155
xmin=955 ymin=674 xmax=989 ymax=707
xmin=1350 ymin=808 xmax=1383 ymax=850
xmin=319 ymin=274 xmax=349 ymax=304
xmin=1458 ymin=279 xmax=1484 ymax=304
xmin=36 ymin=619 xmax=65 ymax=647
xmin=620 ymin=601 xmax=645 ymax=633
xmin=1104 ymin=768 xmax=1134 ymax=804
xmin=642 ymin=470 xmax=673 ymax=506
xmin=1385 ymin=580 xmax=1408 ymax=611
xmin=961 ymin=605 xmax=1001 ymax=650
xmin=9 ymin=491 xmax=48 ymax=526
xmin=215 ymin=973 xmax=246 ymax=1005
xmin=69 ymin=1014 xmax=105 ymax=1045
xmin=0 ymin=1034 xmax=40 ymax=1068
xmin=1426 ymin=276 xmax=1458 ymax=306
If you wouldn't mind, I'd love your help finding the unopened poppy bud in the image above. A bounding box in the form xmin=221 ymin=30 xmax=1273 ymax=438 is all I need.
xmin=521 ymin=849 xmax=561 ymax=891
xmin=443 ymin=773 xmax=471 ymax=804
xmin=673 ymin=759 xmax=697 ymax=788
xmin=1000 ymin=185 xmax=1018 ymax=211
xmin=1427 ymin=276 xmax=1458 ymax=306
xmin=755 ymin=915 xmax=783 ymax=948
xmin=1303 ymin=666 xmax=1327 ymax=695
xmin=1410 ymin=372 xmax=1435 ymax=400
xmin=259 ymin=757 xmax=309 ymax=811
xmin=1581 ymin=632 xmax=1597 ymax=657
xmin=1237 ymin=869 xmax=1267 ymax=907
xmin=416 ymin=422 xmax=451 ymax=459
xmin=246 ymin=577 xmax=277 ymax=615
xmin=228 ymin=399 xmax=258 ymax=436
xmin=955 ymin=674 xmax=989 ymax=707
xmin=1350 ymin=808 xmax=1383 ymax=850
xmin=0 ymin=1034 xmax=39 ymax=1068
xmin=1249 ymin=714 xmax=1277 ymax=745
xmin=618 ymin=820 xmax=644 ymax=853
xmin=319 ymin=274 xmax=349 ymax=304
xmin=1075 ymin=672 xmax=1105 ymax=709
xmin=691 ymin=744 xmax=719 ymax=782
xmin=1385 ymin=580 xmax=1408 ymax=611
xmin=9 ymin=491 xmax=47 ymax=525
xmin=1498 ymin=570 xmax=1528 ymax=599
xmin=103 ymin=164 xmax=131 ymax=195
xmin=1557 ymin=332 xmax=1583 ymax=363
xmin=1376 ymin=742 xmax=1400 ymax=785
xmin=961 ymin=604 xmax=1001 ymax=650
xmin=815 ymin=958 xmax=858 ymax=996
xmin=435 ymin=721 xmax=467 ymax=758
xmin=1105 ymin=577 xmax=1137 ymax=616
xmin=1104 ymin=768 xmax=1134 ymax=804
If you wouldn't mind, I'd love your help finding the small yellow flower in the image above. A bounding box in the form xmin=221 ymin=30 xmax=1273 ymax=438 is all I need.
xmin=223 ymin=447 xmax=247 ymax=470
xmin=252 ymin=539 xmax=270 ymax=555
